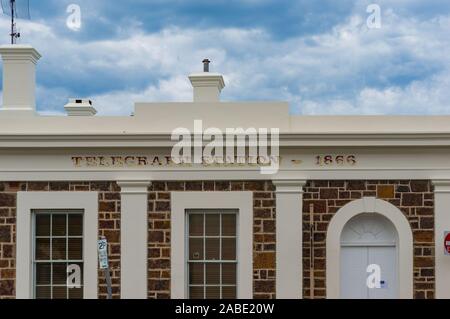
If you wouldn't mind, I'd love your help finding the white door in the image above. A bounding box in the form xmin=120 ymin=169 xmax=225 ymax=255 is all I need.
xmin=340 ymin=213 xmax=398 ymax=299
xmin=368 ymin=246 xmax=397 ymax=299
xmin=341 ymin=246 xmax=397 ymax=299
xmin=341 ymin=246 xmax=368 ymax=299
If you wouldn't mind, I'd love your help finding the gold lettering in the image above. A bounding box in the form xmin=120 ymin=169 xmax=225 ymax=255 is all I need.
xmin=98 ymin=156 xmax=110 ymax=167
xmin=71 ymin=155 xmax=285 ymax=168
xmin=72 ymin=157 xmax=83 ymax=167
xmin=85 ymin=157 xmax=98 ymax=167
xmin=136 ymin=156 xmax=147 ymax=166
xmin=152 ymin=156 xmax=162 ymax=166
xmin=111 ymin=156 xmax=124 ymax=167
xmin=125 ymin=156 xmax=137 ymax=166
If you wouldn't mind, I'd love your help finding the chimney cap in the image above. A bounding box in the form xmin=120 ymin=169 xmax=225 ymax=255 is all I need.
xmin=0 ymin=44 xmax=41 ymax=63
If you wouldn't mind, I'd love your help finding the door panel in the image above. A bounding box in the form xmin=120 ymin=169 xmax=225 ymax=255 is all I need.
xmin=340 ymin=245 xmax=397 ymax=299
xmin=368 ymin=246 xmax=397 ymax=299
xmin=340 ymin=246 xmax=368 ymax=299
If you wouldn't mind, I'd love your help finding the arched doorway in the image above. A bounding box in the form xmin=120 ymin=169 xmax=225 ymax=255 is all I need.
xmin=340 ymin=213 xmax=398 ymax=299
xmin=326 ymin=197 xmax=413 ymax=299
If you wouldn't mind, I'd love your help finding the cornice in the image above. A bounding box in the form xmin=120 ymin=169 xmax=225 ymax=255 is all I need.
xmin=0 ymin=132 xmax=450 ymax=148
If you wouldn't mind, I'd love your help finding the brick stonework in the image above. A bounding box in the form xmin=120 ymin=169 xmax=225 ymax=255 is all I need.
xmin=0 ymin=181 xmax=121 ymax=299
xmin=147 ymin=181 xmax=276 ymax=299
xmin=0 ymin=179 xmax=435 ymax=299
xmin=302 ymin=180 xmax=435 ymax=299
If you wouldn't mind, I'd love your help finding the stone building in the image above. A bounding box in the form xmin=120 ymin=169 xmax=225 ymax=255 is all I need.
xmin=0 ymin=44 xmax=449 ymax=299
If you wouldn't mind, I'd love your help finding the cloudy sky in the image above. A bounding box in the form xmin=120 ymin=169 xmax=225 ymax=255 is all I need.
xmin=0 ymin=0 xmax=449 ymax=115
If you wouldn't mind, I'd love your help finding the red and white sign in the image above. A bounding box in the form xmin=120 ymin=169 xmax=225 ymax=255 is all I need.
xmin=445 ymin=232 xmax=450 ymax=255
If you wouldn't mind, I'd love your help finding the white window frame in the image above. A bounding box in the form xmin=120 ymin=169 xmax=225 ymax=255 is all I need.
xmin=186 ymin=209 xmax=238 ymax=299
xmin=171 ymin=192 xmax=253 ymax=299
xmin=17 ymin=192 xmax=98 ymax=299
xmin=32 ymin=210 xmax=85 ymax=299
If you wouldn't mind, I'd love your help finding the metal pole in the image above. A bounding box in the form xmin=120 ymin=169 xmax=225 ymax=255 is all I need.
xmin=104 ymin=268 xmax=113 ymax=299
xmin=99 ymin=236 xmax=113 ymax=299
xmin=11 ymin=0 xmax=14 ymax=44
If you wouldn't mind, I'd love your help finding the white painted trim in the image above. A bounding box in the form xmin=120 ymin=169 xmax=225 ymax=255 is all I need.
xmin=171 ymin=192 xmax=253 ymax=299
xmin=433 ymin=180 xmax=450 ymax=298
xmin=326 ymin=197 xmax=413 ymax=299
xmin=1 ymin=169 xmax=450 ymax=183
xmin=16 ymin=191 xmax=98 ymax=299
xmin=273 ymin=180 xmax=306 ymax=299
xmin=433 ymin=180 xmax=450 ymax=193
xmin=274 ymin=180 xmax=306 ymax=194
xmin=118 ymin=181 xmax=150 ymax=194
xmin=118 ymin=181 xmax=150 ymax=299
xmin=1 ymin=133 xmax=450 ymax=148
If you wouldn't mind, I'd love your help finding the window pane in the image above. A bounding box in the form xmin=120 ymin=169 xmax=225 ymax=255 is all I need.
xmin=222 ymin=214 xmax=236 ymax=236
xmin=222 ymin=264 xmax=237 ymax=285
xmin=35 ymin=215 xmax=50 ymax=236
xmin=52 ymin=238 xmax=67 ymax=260
xmin=52 ymin=215 xmax=67 ymax=236
xmin=189 ymin=286 xmax=204 ymax=299
xmin=35 ymin=286 xmax=51 ymax=299
xmin=222 ymin=286 xmax=236 ymax=299
xmin=205 ymin=263 xmax=220 ymax=285
xmin=68 ymin=215 xmax=83 ymax=236
xmin=68 ymin=287 xmax=83 ymax=299
xmin=53 ymin=263 xmax=67 ymax=285
xmin=222 ymin=238 xmax=236 ymax=260
xmin=206 ymin=286 xmax=220 ymax=299
xmin=35 ymin=263 xmax=51 ymax=285
xmin=205 ymin=214 xmax=220 ymax=236
xmin=189 ymin=214 xmax=203 ymax=236
xmin=68 ymin=238 xmax=83 ymax=260
xmin=189 ymin=263 xmax=204 ymax=285
xmin=53 ymin=286 xmax=67 ymax=299
xmin=189 ymin=238 xmax=203 ymax=260
xmin=205 ymin=238 xmax=220 ymax=260
xmin=35 ymin=238 xmax=50 ymax=260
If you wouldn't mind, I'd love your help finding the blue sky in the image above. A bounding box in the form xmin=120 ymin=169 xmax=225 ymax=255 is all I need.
xmin=0 ymin=0 xmax=450 ymax=115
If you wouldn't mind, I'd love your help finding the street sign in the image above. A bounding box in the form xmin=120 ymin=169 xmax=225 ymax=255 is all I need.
xmin=445 ymin=232 xmax=450 ymax=255
xmin=98 ymin=237 xmax=112 ymax=299
xmin=98 ymin=238 xmax=109 ymax=269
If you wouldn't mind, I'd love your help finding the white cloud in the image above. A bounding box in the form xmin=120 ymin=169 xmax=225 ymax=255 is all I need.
xmin=0 ymin=6 xmax=449 ymax=115
xmin=91 ymin=75 xmax=192 ymax=115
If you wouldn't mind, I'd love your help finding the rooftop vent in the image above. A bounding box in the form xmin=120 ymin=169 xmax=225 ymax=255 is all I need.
xmin=202 ymin=59 xmax=210 ymax=72
xmin=64 ymin=98 xmax=97 ymax=116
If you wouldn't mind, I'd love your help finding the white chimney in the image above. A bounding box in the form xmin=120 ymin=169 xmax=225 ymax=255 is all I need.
xmin=0 ymin=45 xmax=41 ymax=116
xmin=188 ymin=59 xmax=225 ymax=102
xmin=64 ymin=99 xmax=97 ymax=116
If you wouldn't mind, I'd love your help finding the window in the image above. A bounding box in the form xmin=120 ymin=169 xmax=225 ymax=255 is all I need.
xmin=33 ymin=211 xmax=84 ymax=299
xmin=171 ymin=192 xmax=252 ymax=299
xmin=187 ymin=210 xmax=237 ymax=299
xmin=17 ymin=192 xmax=97 ymax=299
